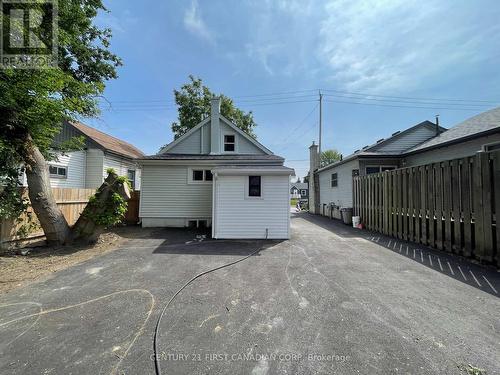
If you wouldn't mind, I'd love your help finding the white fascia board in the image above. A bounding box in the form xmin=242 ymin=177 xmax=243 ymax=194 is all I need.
xmin=213 ymin=167 xmax=295 ymax=176
xmin=219 ymin=115 xmax=274 ymax=155
xmin=158 ymin=117 xmax=210 ymax=154
xmin=137 ymin=159 xmax=284 ymax=166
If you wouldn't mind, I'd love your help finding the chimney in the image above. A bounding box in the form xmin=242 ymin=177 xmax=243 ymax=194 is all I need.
xmin=309 ymin=141 xmax=320 ymax=214
xmin=210 ymin=97 xmax=221 ymax=154
xmin=435 ymin=114 xmax=440 ymax=136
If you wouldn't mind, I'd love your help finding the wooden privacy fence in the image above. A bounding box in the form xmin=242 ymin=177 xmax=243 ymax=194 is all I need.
xmin=1 ymin=188 xmax=141 ymax=248
xmin=353 ymin=151 xmax=500 ymax=267
xmin=0 ymin=188 xmax=95 ymax=248
xmin=124 ymin=191 xmax=140 ymax=224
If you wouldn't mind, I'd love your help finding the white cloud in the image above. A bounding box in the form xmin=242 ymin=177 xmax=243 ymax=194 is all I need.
xmin=317 ymin=0 xmax=500 ymax=92
xmin=183 ymin=0 xmax=215 ymax=44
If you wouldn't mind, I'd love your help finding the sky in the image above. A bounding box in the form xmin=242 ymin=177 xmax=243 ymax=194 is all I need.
xmin=88 ymin=0 xmax=500 ymax=180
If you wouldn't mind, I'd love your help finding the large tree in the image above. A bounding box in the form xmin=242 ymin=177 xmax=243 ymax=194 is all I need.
xmin=0 ymin=0 xmax=122 ymax=245
xmin=320 ymin=149 xmax=342 ymax=167
xmin=170 ymin=75 xmax=257 ymax=140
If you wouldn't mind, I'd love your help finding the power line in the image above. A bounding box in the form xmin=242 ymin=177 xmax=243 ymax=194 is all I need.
xmin=323 ymin=99 xmax=486 ymax=111
xmin=276 ymin=103 xmax=319 ymax=148
xmin=320 ymin=88 xmax=499 ymax=104
xmin=322 ymin=93 xmax=494 ymax=107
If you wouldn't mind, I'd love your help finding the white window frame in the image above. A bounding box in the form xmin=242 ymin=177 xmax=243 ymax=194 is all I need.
xmin=127 ymin=169 xmax=136 ymax=189
xmin=49 ymin=164 xmax=68 ymax=179
xmin=331 ymin=173 xmax=338 ymax=188
xmin=187 ymin=167 xmax=214 ymax=184
xmin=223 ymin=133 xmax=237 ymax=153
xmin=245 ymin=175 xmax=264 ymax=200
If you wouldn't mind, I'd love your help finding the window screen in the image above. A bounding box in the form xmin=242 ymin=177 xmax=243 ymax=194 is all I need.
xmin=248 ymin=176 xmax=261 ymax=197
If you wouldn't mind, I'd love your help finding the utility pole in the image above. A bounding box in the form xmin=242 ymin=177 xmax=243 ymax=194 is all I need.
xmin=319 ymin=90 xmax=323 ymax=156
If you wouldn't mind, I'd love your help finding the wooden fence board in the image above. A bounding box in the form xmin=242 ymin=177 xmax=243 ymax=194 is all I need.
xmin=352 ymin=150 xmax=500 ymax=265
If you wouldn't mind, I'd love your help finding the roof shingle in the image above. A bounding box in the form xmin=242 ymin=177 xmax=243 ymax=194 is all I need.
xmin=70 ymin=121 xmax=145 ymax=159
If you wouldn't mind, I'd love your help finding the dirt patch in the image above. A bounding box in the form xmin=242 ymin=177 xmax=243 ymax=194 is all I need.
xmin=0 ymin=228 xmax=133 ymax=295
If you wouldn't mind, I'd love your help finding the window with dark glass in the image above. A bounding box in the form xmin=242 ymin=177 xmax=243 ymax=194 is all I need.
xmin=366 ymin=166 xmax=380 ymax=175
xmin=224 ymin=135 xmax=235 ymax=152
xmin=49 ymin=165 xmax=67 ymax=178
xmin=205 ymin=170 xmax=213 ymax=181
xmin=193 ymin=170 xmax=204 ymax=181
xmin=127 ymin=169 xmax=136 ymax=189
xmin=248 ymin=176 xmax=261 ymax=197
xmin=331 ymin=173 xmax=338 ymax=187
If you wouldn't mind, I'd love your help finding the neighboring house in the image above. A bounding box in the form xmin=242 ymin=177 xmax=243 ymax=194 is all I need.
xmin=138 ymin=97 xmax=294 ymax=239
xmin=309 ymin=107 xmax=500 ymax=216
xmin=290 ymin=182 xmax=308 ymax=201
xmin=23 ymin=121 xmax=144 ymax=190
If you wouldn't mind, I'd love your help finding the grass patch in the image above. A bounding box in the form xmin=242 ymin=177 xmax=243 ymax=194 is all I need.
xmin=290 ymin=198 xmax=299 ymax=207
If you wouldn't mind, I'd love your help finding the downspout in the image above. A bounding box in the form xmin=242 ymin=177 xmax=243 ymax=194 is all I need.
xmin=211 ymin=172 xmax=217 ymax=238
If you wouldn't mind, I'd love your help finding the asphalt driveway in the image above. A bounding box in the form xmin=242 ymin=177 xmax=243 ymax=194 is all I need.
xmin=1 ymin=213 xmax=499 ymax=375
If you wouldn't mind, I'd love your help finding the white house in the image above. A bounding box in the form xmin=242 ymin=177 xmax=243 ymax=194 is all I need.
xmin=23 ymin=121 xmax=144 ymax=190
xmin=138 ymin=97 xmax=294 ymax=239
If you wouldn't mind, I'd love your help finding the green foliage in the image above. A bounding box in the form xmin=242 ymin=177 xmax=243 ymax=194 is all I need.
xmin=320 ymin=149 xmax=342 ymax=167
xmin=106 ymin=167 xmax=116 ymax=175
xmin=85 ymin=192 xmax=128 ymax=227
xmin=0 ymin=0 xmax=121 ymax=223
xmin=169 ymin=75 xmax=257 ymax=141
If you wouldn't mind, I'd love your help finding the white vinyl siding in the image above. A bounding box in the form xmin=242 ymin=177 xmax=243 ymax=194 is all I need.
xmin=85 ymin=148 xmax=104 ymax=189
xmin=140 ymin=165 xmax=212 ymax=219
xmin=213 ymin=175 xmax=290 ymax=239
xmin=48 ymin=151 xmax=86 ymax=188
xmin=318 ymin=159 xmax=359 ymax=210
xmin=103 ymin=154 xmax=141 ymax=190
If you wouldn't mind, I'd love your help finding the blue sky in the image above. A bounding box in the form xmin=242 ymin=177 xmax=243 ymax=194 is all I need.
xmin=89 ymin=0 xmax=500 ymax=180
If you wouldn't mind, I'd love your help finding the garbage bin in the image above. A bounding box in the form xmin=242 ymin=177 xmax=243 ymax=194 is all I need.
xmin=341 ymin=208 xmax=353 ymax=225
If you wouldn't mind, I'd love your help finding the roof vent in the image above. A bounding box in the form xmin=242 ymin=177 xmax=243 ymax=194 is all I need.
xmin=354 ymin=149 xmax=360 ymax=153
xmin=392 ymin=130 xmax=400 ymax=136
xmin=362 ymin=145 xmax=369 ymax=150
xmin=376 ymin=138 xmax=384 ymax=143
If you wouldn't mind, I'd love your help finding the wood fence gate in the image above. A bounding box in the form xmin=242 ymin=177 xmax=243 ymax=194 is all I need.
xmin=353 ymin=151 xmax=500 ymax=266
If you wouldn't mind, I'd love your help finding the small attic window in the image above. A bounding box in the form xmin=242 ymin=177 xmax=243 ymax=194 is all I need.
xmin=224 ymin=135 xmax=235 ymax=152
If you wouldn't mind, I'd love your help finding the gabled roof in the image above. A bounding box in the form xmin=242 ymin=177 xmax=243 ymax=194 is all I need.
xmin=407 ymin=107 xmax=500 ymax=153
xmin=158 ymin=114 xmax=274 ymax=155
xmin=158 ymin=118 xmax=210 ymax=154
xmin=291 ymin=182 xmax=308 ymax=189
xmin=318 ymin=120 xmax=443 ymax=172
xmin=69 ymin=121 xmax=144 ymax=159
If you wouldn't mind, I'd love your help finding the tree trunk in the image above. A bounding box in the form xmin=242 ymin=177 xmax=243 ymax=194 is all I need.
xmin=71 ymin=171 xmax=130 ymax=244
xmin=24 ymin=137 xmax=71 ymax=245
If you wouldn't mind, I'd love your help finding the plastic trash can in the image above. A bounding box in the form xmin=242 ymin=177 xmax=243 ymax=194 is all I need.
xmin=341 ymin=208 xmax=353 ymax=225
